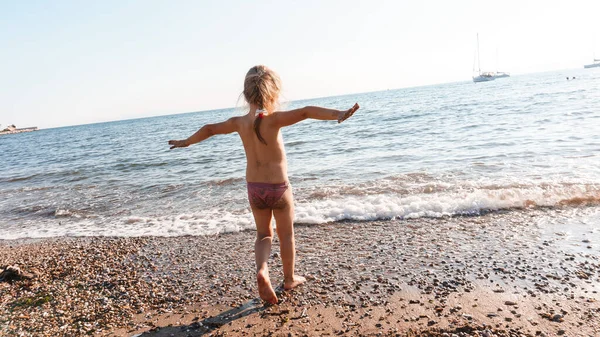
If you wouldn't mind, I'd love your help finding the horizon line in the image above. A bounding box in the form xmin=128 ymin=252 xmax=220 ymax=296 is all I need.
xmin=34 ymin=66 xmax=588 ymax=131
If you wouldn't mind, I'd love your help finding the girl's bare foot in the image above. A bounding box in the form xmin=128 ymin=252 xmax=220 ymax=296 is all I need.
xmin=284 ymin=275 xmax=306 ymax=290
xmin=257 ymin=270 xmax=278 ymax=304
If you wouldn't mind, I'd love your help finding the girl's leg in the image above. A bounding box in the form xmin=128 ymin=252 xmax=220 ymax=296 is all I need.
xmin=272 ymin=187 xmax=306 ymax=290
xmin=251 ymin=206 xmax=278 ymax=304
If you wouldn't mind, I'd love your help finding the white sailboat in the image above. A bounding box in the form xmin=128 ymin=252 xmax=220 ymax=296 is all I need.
xmin=494 ymin=49 xmax=510 ymax=78
xmin=584 ymin=59 xmax=600 ymax=68
xmin=584 ymin=37 xmax=600 ymax=68
xmin=473 ymin=34 xmax=495 ymax=83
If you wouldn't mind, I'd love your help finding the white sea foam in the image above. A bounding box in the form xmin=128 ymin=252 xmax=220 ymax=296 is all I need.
xmin=2 ymin=183 xmax=599 ymax=240
xmin=0 ymin=210 xmax=256 ymax=240
xmin=295 ymin=184 xmax=600 ymax=223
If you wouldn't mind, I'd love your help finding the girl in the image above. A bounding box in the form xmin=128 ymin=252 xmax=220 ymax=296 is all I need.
xmin=168 ymin=65 xmax=359 ymax=304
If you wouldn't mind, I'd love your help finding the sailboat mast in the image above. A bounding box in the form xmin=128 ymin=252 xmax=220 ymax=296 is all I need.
xmin=496 ymin=48 xmax=499 ymax=73
xmin=477 ymin=33 xmax=481 ymax=74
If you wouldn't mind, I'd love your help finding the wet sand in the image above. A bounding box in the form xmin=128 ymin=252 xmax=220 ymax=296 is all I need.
xmin=1 ymin=207 xmax=599 ymax=336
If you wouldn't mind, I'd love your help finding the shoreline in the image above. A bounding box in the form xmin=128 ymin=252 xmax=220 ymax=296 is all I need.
xmin=1 ymin=208 xmax=599 ymax=336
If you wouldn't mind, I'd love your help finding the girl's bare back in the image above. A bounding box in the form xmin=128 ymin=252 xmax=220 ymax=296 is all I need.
xmin=236 ymin=111 xmax=289 ymax=184
xmin=232 ymin=103 xmax=360 ymax=184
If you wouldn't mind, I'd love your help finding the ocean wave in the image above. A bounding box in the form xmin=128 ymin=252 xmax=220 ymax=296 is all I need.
xmin=0 ymin=169 xmax=90 ymax=184
xmin=10 ymin=205 xmax=53 ymax=217
xmin=54 ymin=209 xmax=92 ymax=219
xmin=294 ymin=187 xmax=600 ymax=224
xmin=285 ymin=140 xmax=308 ymax=147
xmin=0 ymin=211 xmax=256 ymax=240
xmin=557 ymin=196 xmax=600 ymax=207
xmin=113 ymin=161 xmax=171 ymax=172
xmin=302 ymin=177 xmax=600 ymax=200
xmin=0 ymin=174 xmax=40 ymax=183
xmin=7 ymin=205 xmax=94 ymax=220
xmin=2 ymin=181 xmax=600 ymax=240
xmin=208 ymin=177 xmax=245 ymax=186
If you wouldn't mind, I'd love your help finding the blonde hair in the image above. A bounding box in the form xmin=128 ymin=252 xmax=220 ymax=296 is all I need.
xmin=243 ymin=65 xmax=281 ymax=112
xmin=243 ymin=65 xmax=282 ymax=144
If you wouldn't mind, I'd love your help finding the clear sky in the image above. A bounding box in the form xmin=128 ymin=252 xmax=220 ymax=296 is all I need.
xmin=1 ymin=0 xmax=599 ymax=128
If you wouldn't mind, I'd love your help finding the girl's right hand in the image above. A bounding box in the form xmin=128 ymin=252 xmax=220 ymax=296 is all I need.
xmin=168 ymin=139 xmax=189 ymax=149
xmin=338 ymin=103 xmax=360 ymax=123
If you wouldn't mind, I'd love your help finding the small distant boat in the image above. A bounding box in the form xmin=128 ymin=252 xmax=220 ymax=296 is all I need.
xmin=473 ymin=34 xmax=495 ymax=83
xmin=584 ymin=59 xmax=600 ymax=69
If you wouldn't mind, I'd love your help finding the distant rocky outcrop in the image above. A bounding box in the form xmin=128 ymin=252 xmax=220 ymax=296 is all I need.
xmin=0 ymin=124 xmax=38 ymax=135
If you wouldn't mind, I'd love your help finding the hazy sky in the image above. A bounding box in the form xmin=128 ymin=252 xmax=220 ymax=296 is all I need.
xmin=1 ymin=0 xmax=599 ymax=128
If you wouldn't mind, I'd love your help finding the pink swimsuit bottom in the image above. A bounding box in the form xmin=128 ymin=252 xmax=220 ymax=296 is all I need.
xmin=247 ymin=182 xmax=289 ymax=209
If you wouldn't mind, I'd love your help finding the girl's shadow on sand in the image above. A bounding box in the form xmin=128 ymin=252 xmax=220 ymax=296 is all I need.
xmin=135 ymin=297 xmax=271 ymax=337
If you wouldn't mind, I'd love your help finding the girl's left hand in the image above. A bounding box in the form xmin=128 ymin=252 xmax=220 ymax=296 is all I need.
xmin=338 ymin=103 xmax=360 ymax=123
xmin=168 ymin=140 xmax=189 ymax=149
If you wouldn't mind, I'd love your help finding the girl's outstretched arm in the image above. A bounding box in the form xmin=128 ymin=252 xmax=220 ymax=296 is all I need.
xmin=168 ymin=117 xmax=239 ymax=149
xmin=273 ymin=103 xmax=359 ymax=128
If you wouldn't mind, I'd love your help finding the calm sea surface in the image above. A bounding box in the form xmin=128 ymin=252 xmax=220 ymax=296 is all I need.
xmin=1 ymin=69 xmax=600 ymax=239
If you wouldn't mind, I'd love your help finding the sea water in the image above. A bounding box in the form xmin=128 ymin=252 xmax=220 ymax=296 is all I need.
xmin=1 ymin=69 xmax=599 ymax=239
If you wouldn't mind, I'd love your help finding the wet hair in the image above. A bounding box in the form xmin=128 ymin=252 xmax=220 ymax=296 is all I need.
xmin=243 ymin=65 xmax=282 ymax=145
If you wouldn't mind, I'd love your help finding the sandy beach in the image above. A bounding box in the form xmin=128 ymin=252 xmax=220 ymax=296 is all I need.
xmin=1 ymin=207 xmax=599 ymax=337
